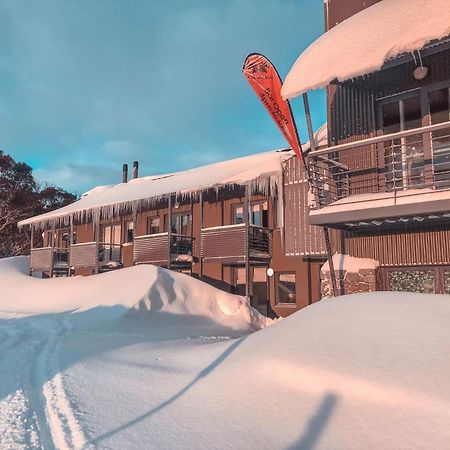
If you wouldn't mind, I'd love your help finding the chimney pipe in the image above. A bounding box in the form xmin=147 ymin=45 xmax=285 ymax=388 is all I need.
xmin=122 ymin=163 xmax=128 ymax=183
xmin=132 ymin=160 xmax=139 ymax=179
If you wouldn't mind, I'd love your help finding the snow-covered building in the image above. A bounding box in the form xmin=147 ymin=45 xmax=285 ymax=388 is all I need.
xmin=18 ymin=147 xmax=327 ymax=318
xmin=283 ymin=0 xmax=450 ymax=294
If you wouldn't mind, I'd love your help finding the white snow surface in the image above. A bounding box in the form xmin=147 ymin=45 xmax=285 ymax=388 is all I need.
xmin=282 ymin=0 xmax=450 ymax=98
xmin=1 ymin=256 xmax=450 ymax=449
xmin=322 ymin=253 xmax=379 ymax=273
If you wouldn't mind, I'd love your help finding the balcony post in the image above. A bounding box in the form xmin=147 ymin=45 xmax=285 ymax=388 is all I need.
xmin=167 ymin=194 xmax=172 ymax=270
xmin=50 ymin=223 xmax=55 ymax=278
xmin=199 ymin=190 xmax=203 ymax=278
xmin=244 ymin=184 xmax=251 ymax=301
xmin=69 ymin=215 xmax=74 ymax=276
xmin=29 ymin=224 xmax=34 ymax=276
xmin=132 ymin=209 xmax=137 ymax=266
xmin=303 ymin=92 xmax=338 ymax=297
xmin=94 ymin=219 xmax=99 ymax=274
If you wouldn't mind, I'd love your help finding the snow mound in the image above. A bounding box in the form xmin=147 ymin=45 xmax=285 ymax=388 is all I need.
xmin=321 ymin=253 xmax=379 ymax=273
xmin=0 ymin=257 xmax=272 ymax=332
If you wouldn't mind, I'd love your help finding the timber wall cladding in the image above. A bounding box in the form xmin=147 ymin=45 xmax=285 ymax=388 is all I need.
xmin=70 ymin=243 xmax=98 ymax=269
xmin=134 ymin=234 xmax=169 ymax=264
xmin=345 ymin=226 xmax=450 ymax=266
xmin=30 ymin=248 xmax=53 ymax=271
xmin=283 ymin=157 xmax=326 ymax=256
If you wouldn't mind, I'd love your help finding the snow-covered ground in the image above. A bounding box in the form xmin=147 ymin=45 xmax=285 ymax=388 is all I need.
xmin=1 ymin=257 xmax=450 ymax=449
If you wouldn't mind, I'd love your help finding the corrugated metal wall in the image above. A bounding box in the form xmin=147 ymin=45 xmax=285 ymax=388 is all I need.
xmin=283 ymin=156 xmax=327 ymax=256
xmin=329 ymin=48 xmax=450 ymax=144
xmin=325 ymin=0 xmax=382 ymax=31
xmin=345 ymin=226 xmax=450 ymax=266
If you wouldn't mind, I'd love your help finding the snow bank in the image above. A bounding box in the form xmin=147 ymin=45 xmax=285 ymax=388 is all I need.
xmin=65 ymin=290 xmax=450 ymax=449
xmin=321 ymin=253 xmax=379 ymax=273
xmin=0 ymin=257 xmax=272 ymax=332
xmin=282 ymin=0 xmax=450 ymax=98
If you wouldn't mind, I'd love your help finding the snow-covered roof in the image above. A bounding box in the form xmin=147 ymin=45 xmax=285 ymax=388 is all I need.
xmin=19 ymin=149 xmax=294 ymax=228
xmin=282 ymin=0 xmax=450 ymax=99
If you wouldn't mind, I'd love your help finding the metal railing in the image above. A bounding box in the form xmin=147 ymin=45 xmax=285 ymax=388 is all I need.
xmin=98 ymin=243 xmax=122 ymax=265
xmin=170 ymin=234 xmax=195 ymax=257
xmin=248 ymin=225 xmax=271 ymax=254
xmin=309 ymin=121 xmax=450 ymax=209
xmin=53 ymin=248 xmax=70 ymax=265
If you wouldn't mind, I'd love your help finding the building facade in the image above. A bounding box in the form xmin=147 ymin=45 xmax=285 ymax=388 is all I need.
xmin=284 ymin=0 xmax=450 ymax=295
xmin=20 ymin=150 xmax=326 ymax=318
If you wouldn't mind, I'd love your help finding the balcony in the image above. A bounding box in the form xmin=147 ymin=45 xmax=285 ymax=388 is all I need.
xmin=308 ymin=121 xmax=450 ymax=228
xmin=30 ymin=247 xmax=70 ymax=275
xmin=201 ymin=224 xmax=271 ymax=264
xmin=69 ymin=242 xmax=122 ymax=273
xmin=133 ymin=233 xmax=195 ymax=269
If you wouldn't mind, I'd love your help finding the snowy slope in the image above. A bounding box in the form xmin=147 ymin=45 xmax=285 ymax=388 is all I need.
xmin=1 ymin=257 xmax=450 ymax=449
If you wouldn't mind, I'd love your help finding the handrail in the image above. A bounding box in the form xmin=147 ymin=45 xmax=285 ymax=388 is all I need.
xmin=309 ymin=120 xmax=450 ymax=158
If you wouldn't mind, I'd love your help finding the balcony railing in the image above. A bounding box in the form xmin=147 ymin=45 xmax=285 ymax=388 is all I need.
xmin=201 ymin=223 xmax=271 ymax=263
xmin=133 ymin=233 xmax=195 ymax=267
xmin=69 ymin=242 xmax=122 ymax=272
xmin=309 ymin=121 xmax=450 ymax=210
xmin=30 ymin=247 xmax=70 ymax=274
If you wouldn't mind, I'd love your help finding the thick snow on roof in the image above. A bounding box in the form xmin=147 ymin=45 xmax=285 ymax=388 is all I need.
xmin=19 ymin=149 xmax=294 ymax=228
xmin=282 ymin=0 xmax=450 ymax=99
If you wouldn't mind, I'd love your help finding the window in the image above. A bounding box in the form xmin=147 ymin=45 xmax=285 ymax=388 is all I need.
xmin=429 ymin=87 xmax=450 ymax=189
xmin=232 ymin=201 xmax=269 ymax=227
xmin=147 ymin=216 xmax=160 ymax=235
xmin=232 ymin=204 xmax=244 ymax=224
xmin=251 ymin=201 xmax=269 ymax=227
xmin=276 ymin=273 xmax=296 ymax=305
xmin=124 ymin=220 xmax=134 ymax=243
xmin=100 ymin=223 xmax=121 ymax=245
xmin=165 ymin=213 xmax=192 ymax=235
xmin=380 ymin=93 xmax=424 ymax=190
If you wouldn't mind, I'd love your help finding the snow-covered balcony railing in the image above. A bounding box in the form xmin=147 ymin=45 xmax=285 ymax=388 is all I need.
xmin=201 ymin=224 xmax=272 ymax=264
xmin=133 ymin=233 xmax=195 ymax=269
xmin=30 ymin=247 xmax=70 ymax=275
xmin=308 ymin=121 xmax=450 ymax=226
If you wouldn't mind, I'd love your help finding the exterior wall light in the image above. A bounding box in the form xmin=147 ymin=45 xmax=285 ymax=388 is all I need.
xmin=413 ymin=65 xmax=429 ymax=81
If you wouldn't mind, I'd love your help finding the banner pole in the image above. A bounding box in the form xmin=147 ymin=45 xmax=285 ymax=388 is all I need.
xmin=302 ymin=93 xmax=338 ymax=297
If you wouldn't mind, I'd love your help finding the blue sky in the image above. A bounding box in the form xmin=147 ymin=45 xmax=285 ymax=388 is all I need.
xmin=0 ymin=0 xmax=325 ymax=194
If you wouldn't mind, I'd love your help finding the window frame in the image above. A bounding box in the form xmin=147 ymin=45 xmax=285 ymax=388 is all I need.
xmin=275 ymin=272 xmax=297 ymax=306
xmin=146 ymin=215 xmax=161 ymax=235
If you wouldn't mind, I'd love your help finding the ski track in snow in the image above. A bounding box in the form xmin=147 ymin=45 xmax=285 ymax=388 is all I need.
xmin=0 ymin=314 xmax=90 ymax=450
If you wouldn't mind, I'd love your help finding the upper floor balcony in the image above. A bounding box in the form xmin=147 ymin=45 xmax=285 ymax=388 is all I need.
xmin=308 ymin=121 xmax=450 ymax=229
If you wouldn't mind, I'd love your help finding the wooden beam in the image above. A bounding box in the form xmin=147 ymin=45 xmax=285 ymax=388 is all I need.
xmin=244 ymin=185 xmax=251 ymax=301
xmin=167 ymin=194 xmax=172 ymax=270
xmin=199 ymin=190 xmax=203 ymax=278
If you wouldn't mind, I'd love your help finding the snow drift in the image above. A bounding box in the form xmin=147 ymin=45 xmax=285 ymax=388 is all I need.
xmin=0 ymin=256 xmax=272 ymax=332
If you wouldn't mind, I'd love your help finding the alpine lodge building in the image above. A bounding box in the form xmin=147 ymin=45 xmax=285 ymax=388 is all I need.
xmin=18 ymin=0 xmax=450 ymax=314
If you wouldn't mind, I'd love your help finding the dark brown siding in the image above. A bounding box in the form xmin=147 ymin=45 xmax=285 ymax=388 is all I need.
xmin=283 ymin=156 xmax=327 ymax=256
xmin=325 ymin=0 xmax=382 ymax=31
xmin=345 ymin=226 xmax=450 ymax=266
